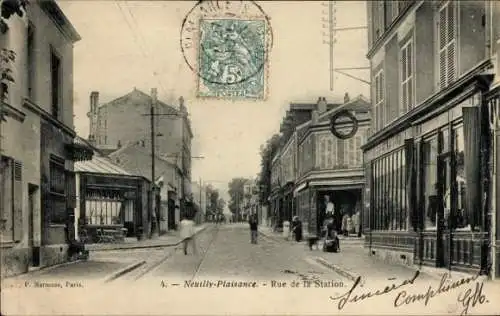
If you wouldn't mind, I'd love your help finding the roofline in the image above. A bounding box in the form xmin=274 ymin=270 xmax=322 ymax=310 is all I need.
xmin=98 ymin=88 xmax=179 ymax=113
xmin=318 ymin=94 xmax=371 ymax=120
xmin=76 ymin=171 xmax=151 ymax=183
xmin=39 ymin=0 xmax=81 ymax=42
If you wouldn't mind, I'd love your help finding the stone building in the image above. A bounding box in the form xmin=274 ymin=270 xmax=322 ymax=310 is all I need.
xmin=362 ymin=0 xmax=500 ymax=277
xmin=0 ymin=1 xmax=92 ymax=277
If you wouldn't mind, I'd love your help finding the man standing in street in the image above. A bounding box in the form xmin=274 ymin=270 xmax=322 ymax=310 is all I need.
xmin=249 ymin=214 xmax=258 ymax=244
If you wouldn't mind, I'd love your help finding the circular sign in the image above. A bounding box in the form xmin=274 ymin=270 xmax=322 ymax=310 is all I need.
xmin=180 ymin=1 xmax=273 ymax=86
xmin=330 ymin=110 xmax=358 ymax=139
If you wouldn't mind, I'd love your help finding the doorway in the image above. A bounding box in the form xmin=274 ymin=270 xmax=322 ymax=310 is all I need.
xmin=28 ymin=184 xmax=40 ymax=267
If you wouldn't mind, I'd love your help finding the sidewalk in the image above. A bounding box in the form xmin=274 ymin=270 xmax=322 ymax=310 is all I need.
xmin=2 ymin=224 xmax=209 ymax=283
xmin=86 ymin=224 xmax=207 ymax=251
xmin=259 ymin=226 xmax=489 ymax=283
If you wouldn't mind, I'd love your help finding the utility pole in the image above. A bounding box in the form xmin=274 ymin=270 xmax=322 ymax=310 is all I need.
xmin=150 ymin=88 xmax=158 ymax=236
xmin=322 ymin=1 xmax=370 ymax=88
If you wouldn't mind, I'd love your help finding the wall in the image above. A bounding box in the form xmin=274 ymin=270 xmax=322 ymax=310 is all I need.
xmin=97 ymin=91 xmax=182 ymax=156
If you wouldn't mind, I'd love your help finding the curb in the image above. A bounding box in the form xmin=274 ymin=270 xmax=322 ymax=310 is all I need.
xmin=2 ymin=259 xmax=84 ymax=281
xmin=314 ymin=257 xmax=359 ymax=282
xmin=89 ymin=226 xmax=209 ymax=252
xmin=103 ymin=260 xmax=146 ymax=283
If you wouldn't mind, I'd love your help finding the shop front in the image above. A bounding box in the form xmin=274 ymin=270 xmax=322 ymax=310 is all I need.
xmin=75 ymin=160 xmax=151 ymax=243
xmin=364 ymin=74 xmax=497 ymax=274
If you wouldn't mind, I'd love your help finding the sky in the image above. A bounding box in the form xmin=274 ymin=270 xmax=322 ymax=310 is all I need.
xmin=58 ymin=0 xmax=370 ymax=199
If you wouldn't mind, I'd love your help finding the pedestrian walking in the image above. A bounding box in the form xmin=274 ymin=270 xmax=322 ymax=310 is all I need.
xmin=249 ymin=214 xmax=258 ymax=244
xmin=291 ymin=216 xmax=302 ymax=242
xmin=179 ymin=205 xmax=197 ymax=255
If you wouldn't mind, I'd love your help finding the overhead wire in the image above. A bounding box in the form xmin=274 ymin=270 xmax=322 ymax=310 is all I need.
xmin=114 ymin=1 xmax=171 ymax=100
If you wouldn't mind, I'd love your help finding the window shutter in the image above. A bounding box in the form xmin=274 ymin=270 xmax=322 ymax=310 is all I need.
xmin=438 ymin=6 xmax=447 ymax=89
xmin=66 ymin=170 xmax=76 ymax=209
xmin=13 ymin=161 xmax=23 ymax=242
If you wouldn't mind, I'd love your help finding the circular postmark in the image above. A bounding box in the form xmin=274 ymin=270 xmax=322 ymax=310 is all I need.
xmin=180 ymin=0 xmax=273 ymax=87
xmin=330 ymin=110 xmax=359 ymax=140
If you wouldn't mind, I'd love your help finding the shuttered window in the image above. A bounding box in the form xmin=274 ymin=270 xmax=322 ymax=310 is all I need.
xmin=49 ymin=156 xmax=67 ymax=224
xmin=374 ymin=69 xmax=385 ymax=132
xmin=0 ymin=157 xmax=23 ymax=242
xmin=438 ymin=1 xmax=457 ymax=90
xmin=400 ymin=38 xmax=414 ymax=114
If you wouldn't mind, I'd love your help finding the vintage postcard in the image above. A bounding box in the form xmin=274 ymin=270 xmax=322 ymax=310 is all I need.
xmin=1 ymin=0 xmax=500 ymax=315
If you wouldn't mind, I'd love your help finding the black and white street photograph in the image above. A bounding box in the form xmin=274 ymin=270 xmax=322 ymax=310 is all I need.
xmin=1 ymin=0 xmax=500 ymax=315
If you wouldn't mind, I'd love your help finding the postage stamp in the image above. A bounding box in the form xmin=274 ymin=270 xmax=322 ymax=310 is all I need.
xmin=180 ymin=1 xmax=272 ymax=100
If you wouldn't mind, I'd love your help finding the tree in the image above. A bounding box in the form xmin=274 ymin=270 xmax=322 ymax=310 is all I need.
xmin=258 ymin=133 xmax=281 ymax=205
xmin=1 ymin=0 xmax=29 ymax=119
xmin=228 ymin=177 xmax=249 ymax=220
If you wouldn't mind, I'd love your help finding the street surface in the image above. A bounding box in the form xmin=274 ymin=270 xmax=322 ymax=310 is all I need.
xmin=2 ymin=224 xmax=499 ymax=315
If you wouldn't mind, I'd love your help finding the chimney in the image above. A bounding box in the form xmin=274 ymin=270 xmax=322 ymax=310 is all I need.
xmin=344 ymin=92 xmax=350 ymax=103
xmin=90 ymin=91 xmax=99 ymax=112
xmin=317 ymin=97 xmax=327 ymax=113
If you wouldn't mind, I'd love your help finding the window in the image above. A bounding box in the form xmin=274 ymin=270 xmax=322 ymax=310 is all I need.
xmin=400 ymin=38 xmax=414 ymax=113
xmin=453 ymin=126 xmax=469 ymax=230
xmin=423 ymin=137 xmax=439 ymax=229
xmin=50 ymin=50 xmax=61 ymax=119
xmin=49 ymin=156 xmax=66 ymax=224
xmin=1 ymin=157 xmax=23 ymax=242
xmin=438 ymin=1 xmax=457 ymax=89
xmin=374 ymin=70 xmax=385 ymax=132
xmin=85 ymin=190 xmax=124 ymax=225
xmin=27 ymin=23 xmax=35 ymax=99
xmin=371 ymin=148 xmax=407 ymax=231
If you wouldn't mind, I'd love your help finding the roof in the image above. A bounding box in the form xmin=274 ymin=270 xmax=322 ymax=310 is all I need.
xmin=108 ymin=143 xmax=180 ymax=181
xmin=75 ymin=155 xmax=132 ymax=175
xmin=40 ymin=1 xmax=81 ymax=42
xmin=98 ymin=88 xmax=179 ymax=115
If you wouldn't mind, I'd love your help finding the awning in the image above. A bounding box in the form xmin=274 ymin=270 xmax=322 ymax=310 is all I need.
xmin=308 ymin=179 xmax=364 ymax=190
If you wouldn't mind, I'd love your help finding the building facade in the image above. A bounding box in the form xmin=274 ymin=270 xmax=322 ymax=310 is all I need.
xmin=86 ymin=89 xmax=193 ymax=200
xmin=294 ymin=96 xmax=371 ymax=237
xmin=269 ymin=96 xmax=370 ymax=236
xmin=1 ymin=1 xmax=92 ymax=277
xmin=363 ymin=0 xmax=500 ymax=276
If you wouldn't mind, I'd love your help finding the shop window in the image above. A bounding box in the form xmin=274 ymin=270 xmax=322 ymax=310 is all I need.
xmin=86 ymin=190 xmax=124 ymax=225
xmin=453 ymin=126 xmax=469 ymax=229
xmin=423 ymin=137 xmax=439 ymax=230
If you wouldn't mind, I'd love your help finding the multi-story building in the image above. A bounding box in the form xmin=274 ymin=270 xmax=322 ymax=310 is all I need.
xmin=269 ymin=95 xmax=371 ymax=236
xmin=294 ymin=96 xmax=371 ymax=237
xmin=0 ymin=1 xmax=93 ymax=277
xmin=362 ymin=0 xmax=500 ymax=277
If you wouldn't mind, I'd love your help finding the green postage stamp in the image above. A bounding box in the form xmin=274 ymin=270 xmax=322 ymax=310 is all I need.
xmin=180 ymin=1 xmax=272 ymax=100
xmin=197 ymin=19 xmax=267 ymax=99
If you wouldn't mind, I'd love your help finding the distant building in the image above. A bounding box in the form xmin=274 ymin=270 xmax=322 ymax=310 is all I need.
xmin=86 ymin=89 xmax=193 ymax=195
xmin=109 ymin=143 xmax=183 ymax=232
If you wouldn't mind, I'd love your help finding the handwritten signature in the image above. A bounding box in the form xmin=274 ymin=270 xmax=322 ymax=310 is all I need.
xmin=329 ymin=271 xmax=420 ymax=310
xmin=330 ymin=270 xmax=489 ymax=314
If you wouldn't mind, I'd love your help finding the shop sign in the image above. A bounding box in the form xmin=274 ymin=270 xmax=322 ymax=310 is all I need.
xmin=330 ymin=110 xmax=358 ymax=140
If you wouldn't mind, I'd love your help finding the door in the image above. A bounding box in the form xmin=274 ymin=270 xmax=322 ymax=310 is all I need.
xmin=436 ymin=153 xmax=451 ymax=268
xmin=28 ymin=184 xmax=40 ymax=267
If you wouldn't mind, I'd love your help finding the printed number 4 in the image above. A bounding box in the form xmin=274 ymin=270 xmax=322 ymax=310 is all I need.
xmin=222 ymin=65 xmax=241 ymax=83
